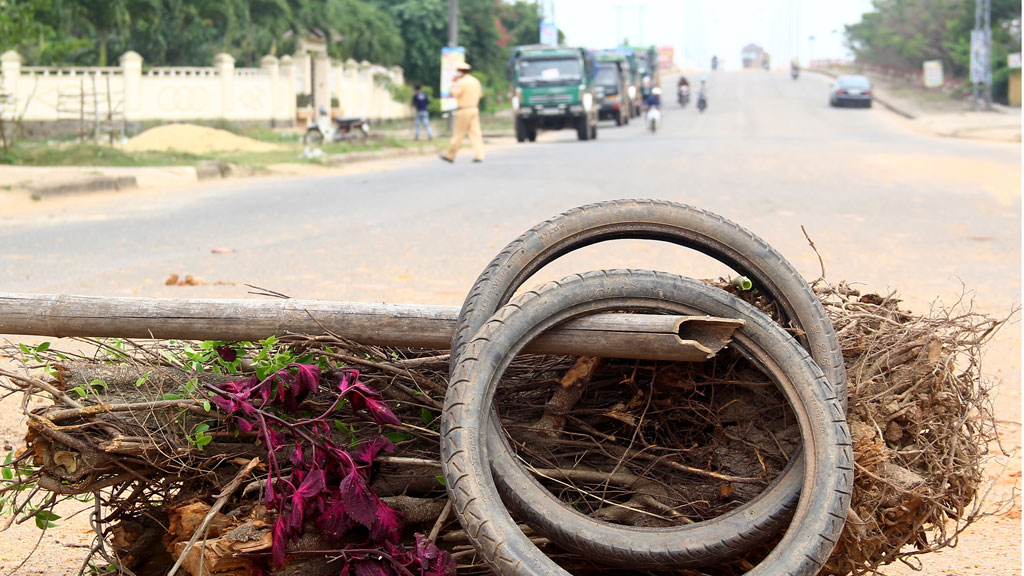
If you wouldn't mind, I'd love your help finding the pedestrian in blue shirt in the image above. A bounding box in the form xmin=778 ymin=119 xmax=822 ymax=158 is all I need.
xmin=412 ymin=85 xmax=433 ymax=141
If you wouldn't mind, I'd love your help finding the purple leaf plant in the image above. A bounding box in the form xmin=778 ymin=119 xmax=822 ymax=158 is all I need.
xmin=205 ymin=364 xmax=453 ymax=575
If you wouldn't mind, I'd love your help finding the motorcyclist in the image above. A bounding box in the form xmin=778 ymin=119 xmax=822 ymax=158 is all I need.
xmin=791 ymin=59 xmax=800 ymax=80
xmin=644 ymin=86 xmax=662 ymax=109
xmin=697 ymin=76 xmax=709 ymax=110
xmin=711 ymin=55 xmax=718 ymax=70
xmin=644 ymin=87 xmax=662 ymax=131
xmin=677 ymin=76 xmax=690 ymax=104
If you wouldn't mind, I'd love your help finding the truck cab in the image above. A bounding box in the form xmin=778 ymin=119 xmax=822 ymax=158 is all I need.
xmin=509 ymin=45 xmax=599 ymax=142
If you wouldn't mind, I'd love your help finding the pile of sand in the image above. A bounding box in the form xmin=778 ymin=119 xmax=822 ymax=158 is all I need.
xmin=124 ymin=124 xmax=280 ymax=154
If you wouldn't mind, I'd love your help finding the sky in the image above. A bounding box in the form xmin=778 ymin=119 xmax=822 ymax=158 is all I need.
xmin=543 ymin=0 xmax=876 ymax=69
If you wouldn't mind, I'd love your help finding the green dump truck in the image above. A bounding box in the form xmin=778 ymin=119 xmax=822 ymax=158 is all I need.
xmin=508 ymin=45 xmax=599 ymax=142
xmin=594 ymin=52 xmax=636 ymax=125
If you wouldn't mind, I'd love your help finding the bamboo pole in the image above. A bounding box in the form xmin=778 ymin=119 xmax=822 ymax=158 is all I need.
xmin=0 ymin=293 xmax=743 ymax=362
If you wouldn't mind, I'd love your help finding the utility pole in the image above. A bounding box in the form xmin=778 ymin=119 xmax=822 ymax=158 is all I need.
xmin=972 ymin=0 xmax=992 ymax=109
xmin=448 ymin=0 xmax=458 ymax=48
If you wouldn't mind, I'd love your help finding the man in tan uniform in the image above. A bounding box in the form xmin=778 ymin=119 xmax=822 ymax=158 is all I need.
xmin=441 ymin=62 xmax=485 ymax=163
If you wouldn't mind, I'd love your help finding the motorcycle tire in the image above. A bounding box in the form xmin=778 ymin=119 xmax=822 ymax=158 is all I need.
xmin=451 ymin=199 xmax=847 ymax=403
xmin=442 ymin=270 xmax=853 ymax=575
xmin=304 ymin=129 xmax=324 ymax=146
xmin=448 ymin=199 xmax=848 ymax=564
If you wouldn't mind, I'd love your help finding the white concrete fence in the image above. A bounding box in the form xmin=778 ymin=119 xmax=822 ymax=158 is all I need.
xmin=0 ymin=50 xmax=413 ymax=127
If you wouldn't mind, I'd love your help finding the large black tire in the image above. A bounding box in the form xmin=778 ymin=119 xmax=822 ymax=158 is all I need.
xmin=449 ymin=200 xmax=848 ymax=564
xmin=442 ymin=270 xmax=853 ymax=575
xmin=515 ymin=118 xmax=527 ymax=143
xmin=527 ymin=124 xmax=537 ymax=142
xmin=451 ymin=199 xmax=847 ymax=399
xmin=576 ymin=116 xmax=589 ymax=141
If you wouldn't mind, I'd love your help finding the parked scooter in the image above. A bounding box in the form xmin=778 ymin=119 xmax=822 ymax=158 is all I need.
xmin=304 ymin=109 xmax=370 ymax=145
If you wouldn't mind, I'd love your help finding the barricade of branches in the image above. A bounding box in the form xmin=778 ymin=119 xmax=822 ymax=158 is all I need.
xmin=0 ymin=280 xmax=1009 ymax=576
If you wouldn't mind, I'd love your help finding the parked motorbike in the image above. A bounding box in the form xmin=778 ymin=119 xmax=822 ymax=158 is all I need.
xmin=304 ymin=114 xmax=370 ymax=145
xmin=678 ymin=85 xmax=690 ymax=107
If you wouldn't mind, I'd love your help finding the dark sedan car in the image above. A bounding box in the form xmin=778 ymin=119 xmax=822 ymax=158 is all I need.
xmin=829 ymin=75 xmax=873 ymax=108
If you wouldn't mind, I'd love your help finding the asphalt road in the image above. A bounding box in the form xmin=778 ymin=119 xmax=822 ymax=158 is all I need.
xmin=1 ymin=70 xmax=1018 ymax=317
xmin=0 ymin=69 xmax=1020 ymax=574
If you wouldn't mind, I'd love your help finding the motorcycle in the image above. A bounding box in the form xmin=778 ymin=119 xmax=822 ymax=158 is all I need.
xmin=645 ymin=107 xmax=661 ymax=134
xmin=791 ymin=67 xmax=800 ymax=81
xmin=304 ymin=113 xmax=370 ymax=145
xmin=697 ymin=93 xmax=707 ymax=113
xmin=677 ymin=85 xmax=690 ymax=107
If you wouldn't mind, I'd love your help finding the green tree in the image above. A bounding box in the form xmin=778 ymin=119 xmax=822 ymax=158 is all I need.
xmin=0 ymin=0 xmax=43 ymax=55
xmin=846 ymin=0 xmax=1021 ymax=102
xmin=387 ymin=0 xmax=447 ymax=88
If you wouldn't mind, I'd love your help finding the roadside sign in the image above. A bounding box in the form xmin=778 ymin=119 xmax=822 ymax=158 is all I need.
xmin=440 ymin=46 xmax=465 ymax=112
xmin=923 ymin=60 xmax=943 ymax=88
xmin=657 ymin=46 xmax=675 ymax=71
xmin=1009 ymin=53 xmax=1022 ymax=69
xmin=970 ymin=29 xmax=990 ymax=84
xmin=540 ymin=20 xmax=557 ymax=46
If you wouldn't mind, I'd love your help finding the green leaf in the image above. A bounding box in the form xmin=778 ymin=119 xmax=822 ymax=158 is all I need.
xmin=18 ymin=343 xmax=30 ymax=355
xmin=135 ymin=372 xmax=151 ymax=387
xmin=2 ymin=451 xmax=14 ymax=481
xmin=89 ymin=379 xmax=108 ymax=391
xmin=36 ymin=342 xmax=50 ymax=353
xmin=202 ymin=400 xmax=211 ymax=412
xmin=33 ymin=509 xmax=60 ymax=530
xmin=435 ymin=475 xmax=446 ymax=487
xmin=385 ymin=431 xmax=411 ymax=443
xmin=420 ymin=407 xmax=436 ymax=426
xmin=70 ymin=386 xmax=87 ymax=398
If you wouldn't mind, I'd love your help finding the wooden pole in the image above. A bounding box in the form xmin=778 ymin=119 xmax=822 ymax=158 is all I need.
xmin=0 ymin=293 xmax=742 ymax=362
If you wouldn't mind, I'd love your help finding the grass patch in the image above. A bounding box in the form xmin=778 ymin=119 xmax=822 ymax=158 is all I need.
xmin=0 ymin=135 xmax=418 ymax=169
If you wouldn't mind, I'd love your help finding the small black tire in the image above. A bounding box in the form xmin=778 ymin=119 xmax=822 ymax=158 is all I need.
xmin=576 ymin=116 xmax=589 ymax=141
xmin=442 ymin=270 xmax=853 ymax=574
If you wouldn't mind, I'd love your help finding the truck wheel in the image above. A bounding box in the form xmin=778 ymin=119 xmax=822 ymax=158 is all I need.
xmin=576 ymin=116 xmax=590 ymax=141
xmin=527 ymin=124 xmax=537 ymax=142
xmin=442 ymin=270 xmax=852 ymax=574
xmin=515 ymin=118 xmax=527 ymax=143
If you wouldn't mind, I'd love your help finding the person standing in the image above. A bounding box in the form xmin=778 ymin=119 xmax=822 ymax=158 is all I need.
xmin=412 ymin=85 xmax=433 ymax=141
xmin=440 ymin=62 xmax=484 ymax=164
